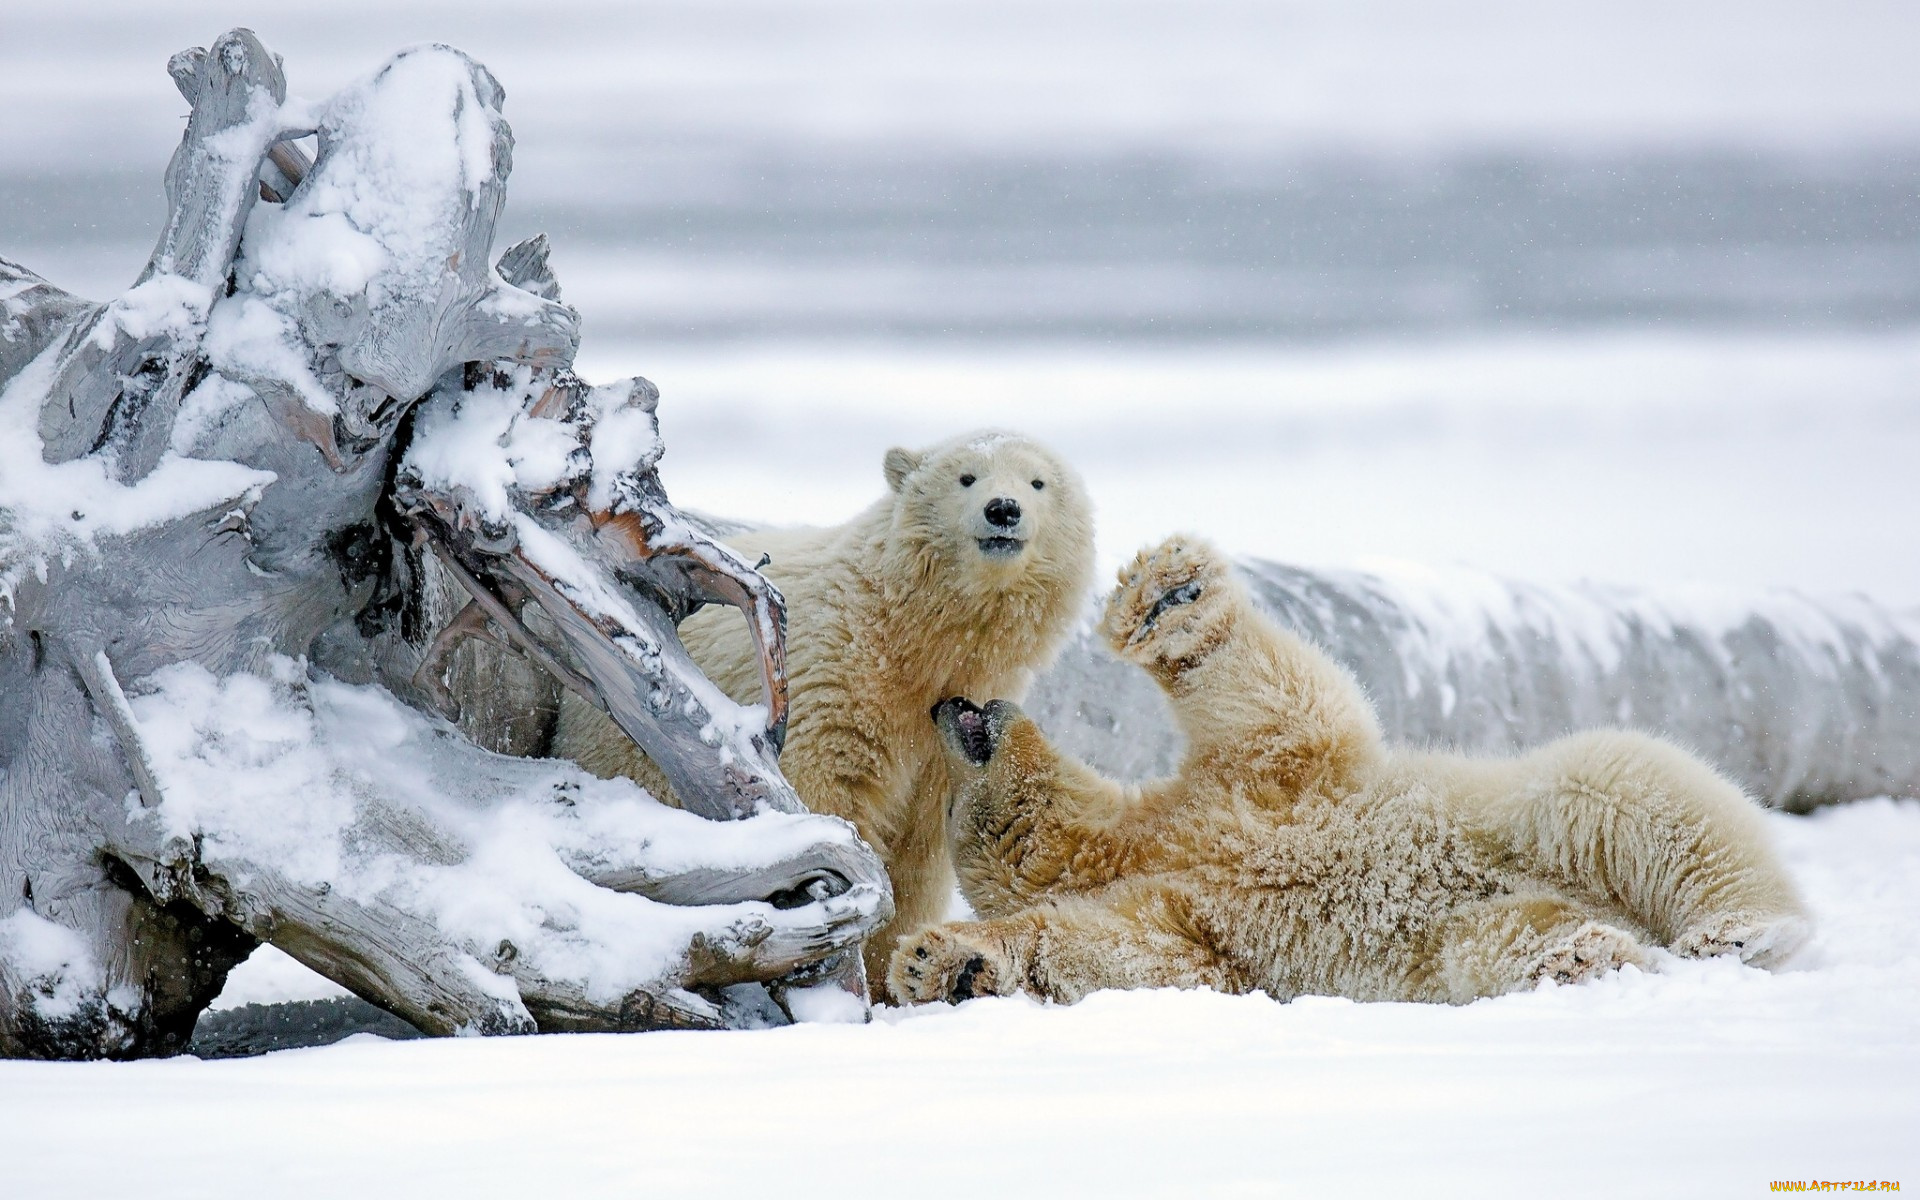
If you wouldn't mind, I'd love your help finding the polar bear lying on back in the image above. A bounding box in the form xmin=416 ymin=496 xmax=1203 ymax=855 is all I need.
xmin=891 ymin=535 xmax=1809 ymax=1007
xmin=556 ymin=431 xmax=1095 ymax=981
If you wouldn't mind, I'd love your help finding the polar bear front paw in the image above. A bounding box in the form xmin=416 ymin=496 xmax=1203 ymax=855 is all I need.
xmin=1102 ymin=536 xmax=1234 ymax=664
xmin=1530 ymin=921 xmax=1649 ymax=987
xmin=888 ymin=925 xmax=1018 ymax=1005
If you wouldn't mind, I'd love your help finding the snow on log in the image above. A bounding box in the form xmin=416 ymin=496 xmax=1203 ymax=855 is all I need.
xmin=394 ymin=363 xmax=798 ymax=821
xmin=100 ymin=659 xmax=881 ymax=1035
xmin=34 ymin=30 xmax=286 ymax=482
xmin=0 ymin=30 xmax=887 ymax=1059
xmin=1029 ymin=557 xmax=1920 ymax=810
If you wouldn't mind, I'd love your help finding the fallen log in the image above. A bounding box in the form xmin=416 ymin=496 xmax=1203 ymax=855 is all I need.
xmin=1029 ymin=558 xmax=1920 ymax=810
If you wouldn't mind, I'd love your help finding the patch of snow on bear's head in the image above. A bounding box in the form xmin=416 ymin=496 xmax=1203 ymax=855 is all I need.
xmin=881 ymin=428 xmax=1096 ymax=614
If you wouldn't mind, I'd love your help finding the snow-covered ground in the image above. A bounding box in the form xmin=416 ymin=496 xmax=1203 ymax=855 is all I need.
xmin=3 ymin=798 xmax=1914 ymax=1195
xmin=0 ymin=327 xmax=1900 ymax=1196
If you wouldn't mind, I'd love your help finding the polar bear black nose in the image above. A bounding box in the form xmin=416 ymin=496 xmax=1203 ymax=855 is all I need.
xmin=984 ymin=497 xmax=1022 ymax=529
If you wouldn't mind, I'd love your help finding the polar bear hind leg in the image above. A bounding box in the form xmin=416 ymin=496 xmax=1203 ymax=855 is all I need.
xmin=1484 ymin=731 xmax=1810 ymax=967
xmin=1425 ymin=892 xmax=1652 ymax=1002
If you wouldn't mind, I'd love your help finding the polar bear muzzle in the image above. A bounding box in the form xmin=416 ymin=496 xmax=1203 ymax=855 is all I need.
xmin=974 ymin=496 xmax=1026 ymax=557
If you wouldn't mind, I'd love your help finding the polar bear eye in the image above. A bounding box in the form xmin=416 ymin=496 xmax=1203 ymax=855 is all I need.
xmin=1031 ymin=479 xmax=1045 ymax=490
xmin=959 ymin=474 xmax=976 ymax=487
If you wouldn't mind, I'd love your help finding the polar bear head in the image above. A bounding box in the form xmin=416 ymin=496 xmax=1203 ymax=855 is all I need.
xmin=929 ymin=694 xmax=1098 ymax=915
xmin=879 ymin=429 xmax=1095 ymax=612
xmin=931 ymin=696 xmax=1037 ymax=778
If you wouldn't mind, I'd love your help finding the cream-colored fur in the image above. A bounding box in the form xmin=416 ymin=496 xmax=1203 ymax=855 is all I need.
xmin=890 ymin=535 xmax=1810 ymax=1007
xmin=555 ymin=431 xmax=1095 ymax=981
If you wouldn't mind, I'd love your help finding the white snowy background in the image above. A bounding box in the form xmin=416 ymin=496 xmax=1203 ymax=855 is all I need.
xmin=3 ymin=1 xmax=1918 ymax=1195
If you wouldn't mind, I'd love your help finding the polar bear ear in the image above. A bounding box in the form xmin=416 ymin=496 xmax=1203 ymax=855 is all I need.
xmin=883 ymin=447 xmax=922 ymax=493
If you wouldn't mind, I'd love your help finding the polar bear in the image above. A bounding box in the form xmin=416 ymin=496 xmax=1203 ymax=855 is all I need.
xmin=555 ymin=431 xmax=1095 ymax=981
xmin=890 ymin=535 xmax=1810 ymax=1007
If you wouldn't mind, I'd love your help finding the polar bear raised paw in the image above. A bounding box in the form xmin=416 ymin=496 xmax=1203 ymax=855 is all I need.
xmin=1101 ymin=536 xmax=1236 ymax=666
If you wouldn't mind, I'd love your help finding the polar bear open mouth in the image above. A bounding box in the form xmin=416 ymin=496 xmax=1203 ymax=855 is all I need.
xmin=976 ymin=536 xmax=1025 ymax=557
xmin=933 ymin=697 xmax=997 ymax=765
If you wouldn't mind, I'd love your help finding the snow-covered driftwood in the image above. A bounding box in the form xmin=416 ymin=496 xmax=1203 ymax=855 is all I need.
xmin=0 ymin=30 xmax=887 ymax=1059
xmin=1030 ymin=558 xmax=1920 ymax=810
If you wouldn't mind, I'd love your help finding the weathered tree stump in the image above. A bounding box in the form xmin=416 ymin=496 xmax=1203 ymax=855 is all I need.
xmin=0 ymin=31 xmax=888 ymax=1059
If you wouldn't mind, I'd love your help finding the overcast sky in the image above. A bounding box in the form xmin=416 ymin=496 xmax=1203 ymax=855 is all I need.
xmin=6 ymin=0 xmax=1920 ymax=178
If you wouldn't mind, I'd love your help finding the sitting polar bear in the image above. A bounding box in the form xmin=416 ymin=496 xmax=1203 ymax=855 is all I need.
xmin=556 ymin=431 xmax=1095 ymax=981
xmin=890 ymin=536 xmax=1810 ymax=1007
